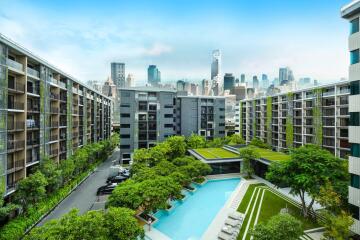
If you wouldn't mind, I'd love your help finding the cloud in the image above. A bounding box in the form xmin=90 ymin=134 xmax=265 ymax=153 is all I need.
xmin=143 ymin=43 xmax=172 ymax=56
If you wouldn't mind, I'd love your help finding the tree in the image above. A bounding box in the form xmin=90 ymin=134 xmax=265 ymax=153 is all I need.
xmin=316 ymin=182 xmax=341 ymax=213
xmin=164 ymin=136 xmax=187 ymax=159
xmin=107 ymin=180 xmax=143 ymax=210
xmin=226 ymin=134 xmax=246 ymax=145
xmin=59 ymin=157 xmax=75 ymax=184
xmin=266 ymin=144 xmax=349 ymax=218
xmin=14 ymin=171 xmax=47 ymax=212
xmin=251 ymin=213 xmax=303 ymax=240
xmin=249 ymin=137 xmax=271 ymax=149
xmin=321 ymin=210 xmax=353 ymax=240
xmin=206 ymin=137 xmax=225 ymax=148
xmin=239 ymin=146 xmax=260 ymax=179
xmin=39 ymin=155 xmax=62 ymax=193
xmin=186 ymin=134 xmax=206 ymax=149
xmin=104 ymin=207 xmax=145 ymax=240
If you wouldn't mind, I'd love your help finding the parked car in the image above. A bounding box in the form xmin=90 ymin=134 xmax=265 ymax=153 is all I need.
xmin=106 ymin=175 xmax=127 ymax=184
xmin=120 ymin=171 xmax=130 ymax=178
xmin=96 ymin=183 xmax=117 ymax=196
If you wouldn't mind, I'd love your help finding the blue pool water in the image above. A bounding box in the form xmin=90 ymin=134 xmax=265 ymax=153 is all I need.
xmin=153 ymin=178 xmax=240 ymax=240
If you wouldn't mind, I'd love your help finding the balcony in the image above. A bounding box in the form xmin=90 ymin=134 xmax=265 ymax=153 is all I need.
xmin=73 ymin=121 xmax=79 ymax=127
xmin=27 ymin=85 xmax=40 ymax=95
xmin=50 ymin=93 xmax=59 ymax=100
xmin=7 ymin=58 xmax=24 ymax=72
xmin=8 ymin=101 xmax=24 ymax=110
xmin=73 ymin=142 xmax=78 ymax=148
xmin=72 ymin=87 xmax=78 ymax=94
xmin=7 ymin=121 xmax=24 ymax=131
xmin=49 ymin=149 xmax=58 ymax=157
xmin=27 ymin=138 xmax=40 ymax=146
xmin=27 ymin=67 xmax=39 ymax=78
xmin=26 ymin=119 xmax=40 ymax=129
xmin=7 ymin=140 xmax=25 ymax=151
xmin=6 ymin=159 xmax=24 ymax=173
xmin=26 ymin=154 xmax=40 ymax=164
xmin=73 ymin=132 xmax=79 ymax=138
xmin=27 ymin=103 xmax=40 ymax=112
xmin=50 ymin=121 xmax=59 ymax=128
xmin=50 ymin=78 xmax=59 ymax=86
xmin=60 ymin=108 xmax=66 ymax=114
xmin=60 ymin=145 xmax=66 ymax=153
xmin=60 ymin=95 xmax=67 ymax=101
xmin=59 ymin=121 xmax=67 ymax=127
xmin=8 ymin=80 xmax=25 ymax=93
xmin=50 ymin=135 xmax=58 ymax=142
xmin=73 ymin=109 xmax=79 ymax=115
xmin=60 ymin=134 xmax=66 ymax=140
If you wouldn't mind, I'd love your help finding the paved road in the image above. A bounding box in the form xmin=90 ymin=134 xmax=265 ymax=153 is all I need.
xmin=37 ymin=148 xmax=120 ymax=226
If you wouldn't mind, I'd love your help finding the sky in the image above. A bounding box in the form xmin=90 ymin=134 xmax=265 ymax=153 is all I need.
xmin=0 ymin=0 xmax=351 ymax=85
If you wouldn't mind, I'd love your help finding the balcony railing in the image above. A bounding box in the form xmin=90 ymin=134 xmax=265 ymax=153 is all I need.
xmin=50 ymin=135 xmax=58 ymax=141
xmin=27 ymin=67 xmax=39 ymax=78
xmin=50 ymin=121 xmax=59 ymax=128
xmin=59 ymin=121 xmax=67 ymax=127
xmin=27 ymin=119 xmax=40 ymax=129
xmin=27 ymin=103 xmax=40 ymax=112
xmin=60 ymin=108 xmax=66 ymax=114
xmin=8 ymin=80 xmax=25 ymax=93
xmin=50 ymin=93 xmax=59 ymax=100
xmin=50 ymin=78 xmax=59 ymax=86
xmin=7 ymin=121 xmax=24 ymax=131
xmin=27 ymin=154 xmax=40 ymax=164
xmin=72 ymin=142 xmax=78 ymax=148
xmin=7 ymin=140 xmax=25 ymax=151
xmin=60 ymin=95 xmax=67 ymax=101
xmin=60 ymin=145 xmax=66 ymax=152
xmin=50 ymin=149 xmax=58 ymax=156
xmin=60 ymin=134 xmax=66 ymax=140
xmin=8 ymin=101 xmax=24 ymax=110
xmin=50 ymin=107 xmax=59 ymax=114
xmin=73 ymin=109 xmax=78 ymax=115
xmin=27 ymin=138 xmax=40 ymax=146
xmin=27 ymin=86 xmax=40 ymax=95
xmin=73 ymin=121 xmax=79 ymax=127
xmin=59 ymin=81 xmax=67 ymax=89
xmin=73 ymin=132 xmax=79 ymax=138
xmin=7 ymin=159 xmax=25 ymax=172
xmin=7 ymin=58 xmax=23 ymax=72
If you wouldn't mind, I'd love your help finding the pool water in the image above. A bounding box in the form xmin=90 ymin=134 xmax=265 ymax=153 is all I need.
xmin=153 ymin=178 xmax=241 ymax=240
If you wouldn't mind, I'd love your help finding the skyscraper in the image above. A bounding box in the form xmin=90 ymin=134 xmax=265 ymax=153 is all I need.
xmin=261 ymin=74 xmax=269 ymax=88
xmin=279 ymin=67 xmax=294 ymax=86
xmin=240 ymin=74 xmax=246 ymax=83
xmin=148 ymin=65 xmax=161 ymax=86
xmin=253 ymin=75 xmax=259 ymax=89
xmin=201 ymin=79 xmax=210 ymax=96
xmin=211 ymin=50 xmax=221 ymax=95
xmin=126 ymin=74 xmax=134 ymax=87
xmin=111 ymin=62 xmax=125 ymax=88
xmin=224 ymin=73 xmax=235 ymax=92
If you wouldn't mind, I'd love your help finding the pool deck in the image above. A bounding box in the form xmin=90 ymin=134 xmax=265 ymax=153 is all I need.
xmin=201 ymin=176 xmax=255 ymax=240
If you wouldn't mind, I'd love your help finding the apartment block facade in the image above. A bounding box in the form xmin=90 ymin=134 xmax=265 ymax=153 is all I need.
xmin=118 ymin=88 xmax=226 ymax=162
xmin=236 ymin=81 xmax=351 ymax=158
xmin=342 ymin=1 xmax=360 ymax=235
xmin=0 ymin=34 xmax=112 ymax=197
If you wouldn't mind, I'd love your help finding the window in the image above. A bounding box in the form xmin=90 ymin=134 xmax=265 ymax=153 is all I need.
xmin=149 ymin=104 xmax=157 ymax=111
xmin=351 ymin=18 xmax=359 ymax=34
xmin=120 ymin=104 xmax=130 ymax=107
xmin=219 ymin=123 xmax=225 ymax=126
xmin=351 ymin=80 xmax=360 ymax=95
xmin=351 ymin=174 xmax=360 ymax=189
xmin=164 ymin=124 xmax=173 ymax=128
xmin=351 ymin=49 xmax=359 ymax=65
xmin=120 ymin=113 xmax=130 ymax=118
xmin=349 ymin=203 xmax=360 ymax=220
xmin=350 ymin=112 xmax=360 ymax=126
xmin=219 ymin=131 xmax=225 ymax=134
xmin=164 ymin=114 xmax=173 ymax=118
xmin=219 ymin=116 xmax=225 ymax=119
xmin=139 ymin=101 xmax=147 ymax=111
xmin=219 ymin=108 xmax=225 ymax=111
xmin=120 ymin=134 xmax=130 ymax=138
xmin=119 ymin=144 xmax=130 ymax=149
xmin=120 ymin=124 xmax=130 ymax=128
xmin=122 ymin=153 xmax=131 ymax=159
xmin=352 ymin=143 xmax=360 ymax=157
xmin=164 ymin=104 xmax=173 ymax=108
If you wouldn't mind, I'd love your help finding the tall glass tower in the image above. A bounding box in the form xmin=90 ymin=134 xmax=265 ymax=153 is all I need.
xmin=111 ymin=62 xmax=125 ymax=88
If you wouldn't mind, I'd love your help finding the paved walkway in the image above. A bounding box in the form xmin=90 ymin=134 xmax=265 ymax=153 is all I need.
xmin=37 ymin=148 xmax=120 ymax=226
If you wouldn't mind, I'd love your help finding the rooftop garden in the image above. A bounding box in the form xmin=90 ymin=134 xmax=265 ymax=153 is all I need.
xmin=251 ymin=147 xmax=290 ymax=162
xmin=193 ymin=148 xmax=239 ymax=159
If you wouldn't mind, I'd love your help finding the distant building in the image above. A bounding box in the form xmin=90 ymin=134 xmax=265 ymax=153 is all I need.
xmin=126 ymin=74 xmax=134 ymax=87
xmin=111 ymin=62 xmax=126 ymax=88
xmin=240 ymin=74 xmax=246 ymax=83
xmin=148 ymin=65 xmax=161 ymax=86
xmin=190 ymin=83 xmax=199 ymax=95
xmin=86 ymin=80 xmax=102 ymax=92
xmin=253 ymin=75 xmax=259 ymax=89
xmin=201 ymin=79 xmax=210 ymax=96
xmin=224 ymin=73 xmax=235 ymax=92
xmin=211 ymin=50 xmax=221 ymax=94
xmin=261 ymin=74 xmax=269 ymax=89
xmin=279 ymin=67 xmax=294 ymax=86
xmin=233 ymin=86 xmax=246 ymax=101
xmin=176 ymin=80 xmax=186 ymax=91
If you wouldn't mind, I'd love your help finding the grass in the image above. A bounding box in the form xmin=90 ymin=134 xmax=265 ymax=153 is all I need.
xmin=250 ymin=147 xmax=291 ymax=162
xmin=237 ymin=184 xmax=319 ymax=240
xmin=194 ymin=148 xmax=239 ymax=159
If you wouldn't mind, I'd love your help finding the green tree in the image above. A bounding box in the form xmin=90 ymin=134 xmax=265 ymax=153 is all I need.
xmin=186 ymin=134 xmax=206 ymax=149
xmin=266 ymin=144 xmax=349 ymax=218
xmin=38 ymin=155 xmax=62 ymax=193
xmin=104 ymin=207 xmax=145 ymax=240
xmin=59 ymin=157 xmax=75 ymax=184
xmin=239 ymin=147 xmax=260 ymax=179
xmin=226 ymin=134 xmax=246 ymax=145
xmin=107 ymin=180 xmax=143 ymax=210
xmin=206 ymin=137 xmax=225 ymax=148
xmin=153 ymin=160 xmax=176 ymax=176
xmin=321 ymin=210 xmax=353 ymax=240
xmin=164 ymin=136 xmax=187 ymax=159
xmin=14 ymin=171 xmax=47 ymax=212
xmin=251 ymin=213 xmax=303 ymax=240
xmin=249 ymin=137 xmax=271 ymax=149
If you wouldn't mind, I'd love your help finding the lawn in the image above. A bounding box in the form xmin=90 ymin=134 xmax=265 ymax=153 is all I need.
xmin=237 ymin=184 xmax=319 ymax=240
xmin=193 ymin=148 xmax=239 ymax=159
xmin=249 ymin=147 xmax=291 ymax=162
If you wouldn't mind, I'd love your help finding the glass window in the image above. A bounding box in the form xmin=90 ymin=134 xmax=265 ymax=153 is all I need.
xmin=351 ymin=174 xmax=360 ymax=189
xmin=349 ymin=203 xmax=360 ymax=220
xmin=351 ymin=80 xmax=360 ymax=95
xmin=352 ymin=143 xmax=360 ymax=157
xmin=351 ymin=49 xmax=359 ymax=65
xmin=119 ymin=145 xmax=130 ymax=149
xmin=120 ymin=113 xmax=130 ymax=118
xmin=351 ymin=18 xmax=359 ymax=34
xmin=350 ymin=112 xmax=360 ymax=126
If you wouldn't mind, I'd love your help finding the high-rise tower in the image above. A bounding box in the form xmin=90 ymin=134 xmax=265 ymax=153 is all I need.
xmin=111 ymin=62 xmax=125 ymax=88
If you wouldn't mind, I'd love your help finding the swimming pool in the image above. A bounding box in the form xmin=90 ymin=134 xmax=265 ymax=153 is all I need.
xmin=153 ymin=178 xmax=241 ymax=240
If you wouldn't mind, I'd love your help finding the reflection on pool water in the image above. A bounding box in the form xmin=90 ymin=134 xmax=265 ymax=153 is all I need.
xmin=153 ymin=178 xmax=241 ymax=240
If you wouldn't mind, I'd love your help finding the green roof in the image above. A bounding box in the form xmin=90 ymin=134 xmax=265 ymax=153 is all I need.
xmin=250 ymin=147 xmax=291 ymax=161
xmin=194 ymin=148 xmax=239 ymax=159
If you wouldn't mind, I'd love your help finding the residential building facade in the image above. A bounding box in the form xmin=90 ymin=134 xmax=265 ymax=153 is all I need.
xmin=236 ymin=81 xmax=351 ymax=159
xmin=342 ymin=2 xmax=360 ymax=235
xmin=0 ymin=34 xmax=112 ymax=197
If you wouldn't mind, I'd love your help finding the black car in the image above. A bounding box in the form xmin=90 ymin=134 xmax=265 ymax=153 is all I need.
xmin=106 ymin=175 xmax=127 ymax=184
xmin=96 ymin=183 xmax=117 ymax=196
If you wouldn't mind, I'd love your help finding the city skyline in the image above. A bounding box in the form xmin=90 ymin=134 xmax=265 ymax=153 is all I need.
xmin=0 ymin=0 xmax=350 ymax=85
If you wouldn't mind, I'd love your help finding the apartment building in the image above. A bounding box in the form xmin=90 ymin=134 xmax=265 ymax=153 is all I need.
xmin=342 ymin=1 xmax=360 ymax=235
xmin=236 ymin=81 xmax=351 ymax=158
xmin=0 ymin=34 xmax=112 ymax=197
xmin=175 ymin=96 xmax=226 ymax=139
xmin=118 ymin=88 xmax=226 ymax=162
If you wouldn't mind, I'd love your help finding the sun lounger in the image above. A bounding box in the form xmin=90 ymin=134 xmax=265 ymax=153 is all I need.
xmin=218 ymin=231 xmax=233 ymax=240
xmin=228 ymin=212 xmax=244 ymax=220
xmin=225 ymin=218 xmax=241 ymax=227
xmin=221 ymin=225 xmax=239 ymax=235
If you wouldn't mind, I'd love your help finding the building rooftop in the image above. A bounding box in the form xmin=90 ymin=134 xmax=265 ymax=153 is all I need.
xmin=0 ymin=33 xmax=111 ymax=100
xmin=341 ymin=0 xmax=360 ymax=18
xmin=118 ymin=86 xmax=176 ymax=93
